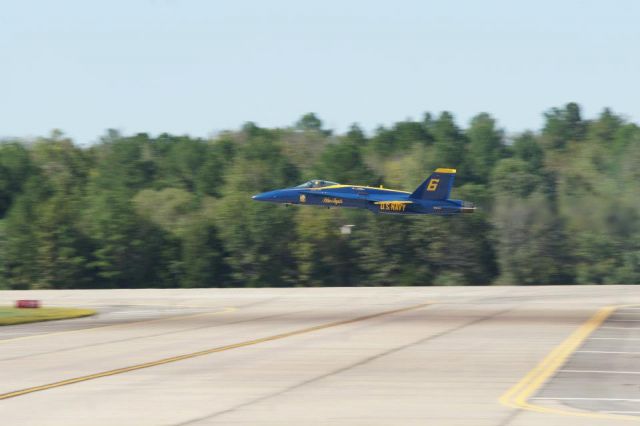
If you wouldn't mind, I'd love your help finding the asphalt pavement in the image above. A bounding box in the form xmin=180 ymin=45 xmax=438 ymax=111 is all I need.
xmin=1 ymin=286 xmax=639 ymax=426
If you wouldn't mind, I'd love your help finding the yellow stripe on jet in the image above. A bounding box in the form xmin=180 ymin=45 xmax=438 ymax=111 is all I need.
xmin=309 ymin=184 xmax=411 ymax=194
xmin=373 ymin=201 xmax=413 ymax=204
xmin=435 ymin=168 xmax=456 ymax=174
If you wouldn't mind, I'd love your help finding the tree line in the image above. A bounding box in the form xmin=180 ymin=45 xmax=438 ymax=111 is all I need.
xmin=1 ymin=103 xmax=639 ymax=289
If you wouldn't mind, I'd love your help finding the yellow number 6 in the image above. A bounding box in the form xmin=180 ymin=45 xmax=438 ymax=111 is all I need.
xmin=427 ymin=178 xmax=440 ymax=192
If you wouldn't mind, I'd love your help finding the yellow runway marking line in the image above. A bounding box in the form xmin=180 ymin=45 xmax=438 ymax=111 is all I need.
xmin=0 ymin=307 xmax=237 ymax=344
xmin=500 ymin=305 xmax=640 ymax=422
xmin=0 ymin=302 xmax=431 ymax=400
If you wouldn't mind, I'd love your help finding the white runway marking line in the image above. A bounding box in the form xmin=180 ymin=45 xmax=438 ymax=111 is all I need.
xmin=559 ymin=369 xmax=640 ymax=375
xmin=599 ymin=326 xmax=640 ymax=330
xmin=532 ymin=397 xmax=640 ymax=402
xmin=0 ymin=307 xmax=237 ymax=344
xmin=500 ymin=305 xmax=640 ymax=421
xmin=590 ymin=337 xmax=640 ymax=341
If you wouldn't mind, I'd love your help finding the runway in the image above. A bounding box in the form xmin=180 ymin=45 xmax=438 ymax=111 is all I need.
xmin=1 ymin=286 xmax=640 ymax=425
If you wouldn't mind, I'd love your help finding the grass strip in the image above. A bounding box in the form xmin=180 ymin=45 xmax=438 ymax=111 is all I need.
xmin=0 ymin=307 xmax=96 ymax=326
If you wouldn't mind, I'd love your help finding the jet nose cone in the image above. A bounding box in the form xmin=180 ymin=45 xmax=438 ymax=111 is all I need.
xmin=252 ymin=190 xmax=290 ymax=203
xmin=251 ymin=191 xmax=272 ymax=202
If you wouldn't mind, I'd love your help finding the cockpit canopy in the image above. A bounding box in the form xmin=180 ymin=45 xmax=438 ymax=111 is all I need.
xmin=294 ymin=180 xmax=340 ymax=189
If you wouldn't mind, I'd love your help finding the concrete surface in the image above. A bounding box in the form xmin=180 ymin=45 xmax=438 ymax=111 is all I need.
xmin=0 ymin=286 xmax=639 ymax=425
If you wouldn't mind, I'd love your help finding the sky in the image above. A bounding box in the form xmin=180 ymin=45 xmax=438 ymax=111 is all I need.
xmin=1 ymin=0 xmax=639 ymax=144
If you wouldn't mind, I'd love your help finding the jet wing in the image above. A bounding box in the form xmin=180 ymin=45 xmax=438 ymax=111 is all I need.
xmin=298 ymin=191 xmax=364 ymax=201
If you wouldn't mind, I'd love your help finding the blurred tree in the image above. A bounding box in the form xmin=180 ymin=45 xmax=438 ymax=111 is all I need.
xmin=1 ymin=103 xmax=639 ymax=289
xmin=133 ymin=188 xmax=197 ymax=236
xmin=493 ymin=192 xmax=574 ymax=284
xmin=466 ymin=113 xmax=505 ymax=183
xmin=431 ymin=112 xmax=467 ymax=179
xmin=543 ymin=102 xmax=586 ymax=149
xmin=1 ymin=176 xmax=48 ymax=289
xmin=216 ymin=138 xmax=300 ymax=286
xmin=393 ymin=120 xmax=433 ymax=149
xmin=180 ymin=219 xmax=229 ymax=287
xmin=491 ymin=158 xmax=542 ymax=198
xmin=587 ymin=108 xmax=623 ymax=145
xmin=419 ymin=215 xmax=497 ymax=285
xmin=195 ymin=137 xmax=237 ymax=197
xmin=0 ymin=220 xmax=5 ymax=288
xmin=92 ymin=132 xmax=155 ymax=193
xmin=313 ymin=139 xmax=376 ymax=184
xmin=217 ymin=193 xmax=297 ymax=286
xmin=0 ymin=141 xmax=32 ymax=218
xmin=154 ymin=134 xmax=206 ymax=192
xmin=31 ymin=133 xmax=90 ymax=195
xmin=1 ymin=134 xmax=93 ymax=289
xmin=296 ymin=113 xmax=332 ymax=136
xmin=294 ymin=208 xmax=358 ymax=286
xmin=31 ymin=193 xmax=91 ymax=289
xmin=512 ymin=132 xmax=544 ymax=171
xmin=369 ymin=126 xmax=396 ymax=158
xmin=345 ymin=124 xmax=367 ymax=145
xmin=82 ymin=189 xmax=175 ymax=288
xmin=357 ymin=215 xmax=417 ymax=285
xmin=224 ymin=134 xmax=299 ymax=193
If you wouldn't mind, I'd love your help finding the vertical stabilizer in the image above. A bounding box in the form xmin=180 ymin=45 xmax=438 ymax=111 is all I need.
xmin=409 ymin=168 xmax=456 ymax=200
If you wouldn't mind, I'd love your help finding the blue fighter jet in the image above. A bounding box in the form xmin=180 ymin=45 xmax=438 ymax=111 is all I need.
xmin=252 ymin=168 xmax=475 ymax=215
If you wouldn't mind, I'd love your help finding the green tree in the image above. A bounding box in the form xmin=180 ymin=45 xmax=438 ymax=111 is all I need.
xmin=92 ymin=131 xmax=155 ymax=193
xmin=31 ymin=193 xmax=91 ymax=289
xmin=1 ymin=177 xmax=47 ymax=289
xmin=491 ymin=158 xmax=542 ymax=198
xmin=512 ymin=132 xmax=544 ymax=171
xmin=466 ymin=113 xmax=504 ymax=183
xmin=543 ymin=102 xmax=586 ymax=149
xmin=296 ymin=113 xmax=331 ymax=136
xmin=225 ymin=134 xmax=299 ymax=193
xmin=181 ymin=219 xmax=228 ymax=287
xmin=493 ymin=193 xmax=574 ymax=284
xmin=154 ymin=134 xmax=207 ymax=192
xmin=417 ymin=215 xmax=497 ymax=285
xmin=294 ymin=208 xmax=359 ymax=286
xmin=216 ymin=137 xmax=300 ymax=286
xmin=0 ymin=141 xmax=32 ymax=217
xmin=491 ymin=159 xmax=573 ymax=284
xmin=3 ymin=103 xmax=640 ymax=289
xmin=83 ymin=189 xmax=176 ymax=288
xmin=314 ymin=140 xmax=376 ymax=184
xmin=217 ymin=193 xmax=297 ymax=286
xmin=1 ymin=135 xmax=92 ymax=289
xmin=431 ymin=112 xmax=467 ymax=176
xmin=357 ymin=216 xmax=417 ymax=285
xmin=587 ymin=108 xmax=623 ymax=145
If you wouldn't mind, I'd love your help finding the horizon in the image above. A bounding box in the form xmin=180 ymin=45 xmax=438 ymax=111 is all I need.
xmin=0 ymin=103 xmax=630 ymax=145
